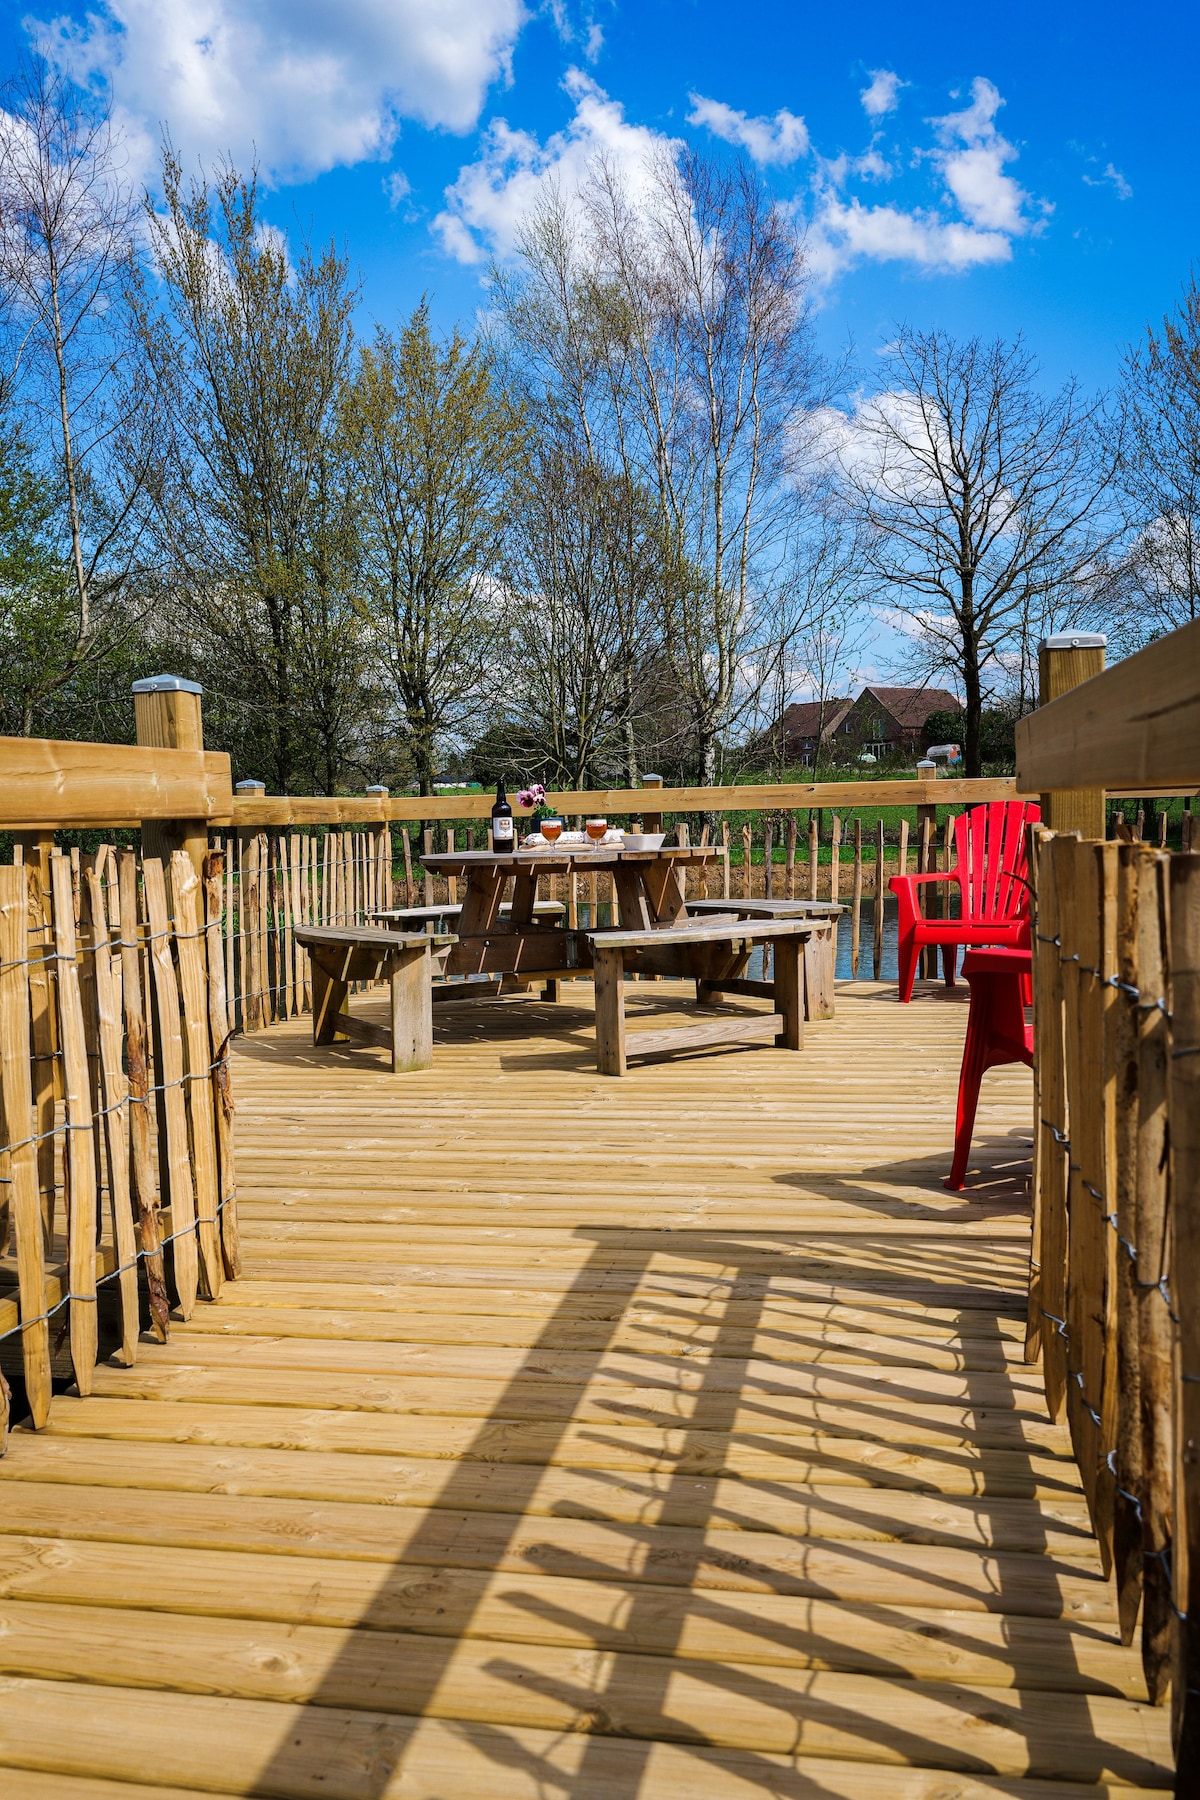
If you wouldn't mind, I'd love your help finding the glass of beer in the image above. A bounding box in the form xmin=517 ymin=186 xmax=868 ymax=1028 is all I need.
xmin=585 ymin=817 xmax=608 ymax=843
xmin=541 ymin=817 xmax=563 ymax=842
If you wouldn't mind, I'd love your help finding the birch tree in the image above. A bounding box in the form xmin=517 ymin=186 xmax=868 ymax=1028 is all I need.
xmin=0 ymin=61 xmax=157 ymax=730
xmin=499 ymin=151 xmax=826 ymax=783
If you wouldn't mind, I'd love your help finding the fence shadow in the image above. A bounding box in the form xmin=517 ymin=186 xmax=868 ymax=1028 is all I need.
xmin=233 ymin=1133 xmax=1161 ymax=1797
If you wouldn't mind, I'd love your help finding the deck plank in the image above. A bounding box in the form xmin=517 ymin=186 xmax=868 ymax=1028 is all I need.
xmin=0 ymin=980 xmax=1174 ymax=1793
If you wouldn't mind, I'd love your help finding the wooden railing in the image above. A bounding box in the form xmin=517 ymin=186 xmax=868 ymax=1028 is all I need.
xmin=0 ymin=846 xmax=238 ymax=1451
xmin=1019 ymin=619 xmax=1200 ymax=1791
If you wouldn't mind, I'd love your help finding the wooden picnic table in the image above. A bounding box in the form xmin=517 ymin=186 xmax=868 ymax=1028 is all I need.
xmin=419 ymin=845 xmax=717 ymax=983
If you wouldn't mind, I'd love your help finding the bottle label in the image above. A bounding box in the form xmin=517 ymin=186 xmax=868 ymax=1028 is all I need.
xmin=493 ymin=817 xmax=514 ymax=842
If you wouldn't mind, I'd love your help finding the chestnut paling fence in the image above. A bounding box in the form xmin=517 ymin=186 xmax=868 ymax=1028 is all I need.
xmin=0 ymin=781 xmax=989 ymax=1447
xmin=1013 ymin=618 xmax=1200 ymax=1792
xmin=1026 ymin=829 xmax=1200 ymax=1758
xmin=0 ymin=845 xmax=238 ymax=1450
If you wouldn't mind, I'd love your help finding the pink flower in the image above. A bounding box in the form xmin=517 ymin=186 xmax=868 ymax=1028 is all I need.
xmin=517 ymin=784 xmax=546 ymax=810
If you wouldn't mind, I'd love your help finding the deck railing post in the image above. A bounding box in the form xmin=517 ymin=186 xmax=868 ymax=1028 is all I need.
xmin=1037 ymin=633 xmax=1107 ymax=838
xmin=640 ymin=773 xmax=663 ymax=836
xmin=132 ymin=674 xmax=208 ymax=879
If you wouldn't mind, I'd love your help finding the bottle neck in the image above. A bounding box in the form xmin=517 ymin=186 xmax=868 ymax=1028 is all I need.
xmin=495 ymin=780 xmax=507 ymax=803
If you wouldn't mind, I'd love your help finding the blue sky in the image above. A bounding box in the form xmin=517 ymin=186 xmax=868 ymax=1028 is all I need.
xmin=1 ymin=0 xmax=1194 ymax=700
xmin=4 ymin=0 xmax=1193 ymax=396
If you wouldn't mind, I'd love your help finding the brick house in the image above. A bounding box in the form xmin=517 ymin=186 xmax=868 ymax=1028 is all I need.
xmin=833 ymin=685 xmax=962 ymax=759
xmin=761 ymin=685 xmax=961 ymax=765
xmin=761 ymin=697 xmax=853 ymax=766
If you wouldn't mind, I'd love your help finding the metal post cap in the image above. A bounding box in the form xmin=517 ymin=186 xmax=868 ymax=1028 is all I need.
xmin=131 ymin=674 xmax=203 ymax=694
xmin=1039 ymin=633 xmax=1107 ymax=650
xmin=235 ymin=780 xmax=266 ymax=793
xmin=365 ymin=785 xmax=389 ymax=795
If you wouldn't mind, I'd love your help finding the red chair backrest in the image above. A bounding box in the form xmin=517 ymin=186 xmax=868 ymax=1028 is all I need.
xmin=955 ymin=801 xmax=1041 ymax=923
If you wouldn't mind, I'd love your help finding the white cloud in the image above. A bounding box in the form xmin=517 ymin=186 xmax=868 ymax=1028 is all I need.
xmin=802 ymin=73 xmax=1044 ymax=281
xmin=932 ymin=77 xmax=1036 ymax=236
xmin=33 ymin=0 xmax=526 ymax=186
xmin=853 ymin=148 xmax=893 ymax=182
xmin=686 ymin=93 xmax=809 ymax=166
xmin=860 ymin=69 xmax=903 ymax=118
xmin=808 ymin=196 xmax=1012 ymax=281
xmin=384 ymin=170 xmax=412 ymax=209
xmin=435 ymin=69 xmax=678 ymax=264
xmin=1083 ymin=161 xmax=1132 ymax=200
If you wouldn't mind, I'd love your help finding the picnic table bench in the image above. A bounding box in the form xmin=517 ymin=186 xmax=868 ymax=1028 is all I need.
xmin=294 ymin=925 xmax=454 ymax=1073
xmin=588 ymin=916 xmax=819 ymax=1076
xmin=370 ymin=903 xmax=567 ymax=1003
xmin=685 ymin=897 xmax=843 ymax=1019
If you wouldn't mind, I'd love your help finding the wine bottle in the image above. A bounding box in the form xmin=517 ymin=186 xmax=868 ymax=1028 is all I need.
xmin=490 ymin=777 xmax=514 ymax=854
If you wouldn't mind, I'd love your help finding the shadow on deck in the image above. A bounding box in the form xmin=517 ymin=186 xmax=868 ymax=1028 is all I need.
xmin=0 ymin=981 xmax=1173 ymax=1797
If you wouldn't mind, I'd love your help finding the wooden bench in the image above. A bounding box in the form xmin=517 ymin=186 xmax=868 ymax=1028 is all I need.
xmin=587 ymin=917 xmax=817 ymax=1076
xmin=686 ymin=897 xmax=842 ymax=1018
xmin=370 ymin=905 xmax=568 ymax=1004
xmin=294 ymin=926 xmax=454 ymax=1073
xmin=370 ymin=901 xmax=566 ymax=929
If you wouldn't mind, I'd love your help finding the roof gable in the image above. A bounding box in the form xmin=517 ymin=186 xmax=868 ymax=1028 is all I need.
xmin=855 ymin=685 xmax=962 ymax=729
xmin=776 ymin=698 xmax=853 ymax=739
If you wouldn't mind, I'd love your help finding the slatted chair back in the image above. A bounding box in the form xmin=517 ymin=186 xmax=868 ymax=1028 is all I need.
xmin=956 ymin=800 xmax=1041 ymax=923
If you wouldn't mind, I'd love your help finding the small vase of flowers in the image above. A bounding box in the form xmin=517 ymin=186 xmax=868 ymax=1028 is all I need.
xmin=517 ymin=783 xmax=553 ymax=842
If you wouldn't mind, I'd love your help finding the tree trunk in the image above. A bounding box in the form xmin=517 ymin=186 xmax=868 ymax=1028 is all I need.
xmin=960 ymin=599 xmax=984 ymax=778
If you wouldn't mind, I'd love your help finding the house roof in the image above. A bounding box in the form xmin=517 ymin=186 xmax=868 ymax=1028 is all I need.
xmin=856 ymin=685 xmax=962 ymax=729
xmin=775 ymin=698 xmax=853 ymax=741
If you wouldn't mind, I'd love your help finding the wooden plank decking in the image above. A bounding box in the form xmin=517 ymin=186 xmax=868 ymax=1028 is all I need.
xmin=0 ymin=980 xmax=1173 ymax=1797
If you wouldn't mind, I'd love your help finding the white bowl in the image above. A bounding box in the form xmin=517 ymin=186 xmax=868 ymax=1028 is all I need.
xmin=622 ymin=832 xmax=665 ymax=852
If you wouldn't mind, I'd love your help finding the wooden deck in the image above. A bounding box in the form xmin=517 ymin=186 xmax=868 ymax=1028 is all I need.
xmin=0 ymin=979 xmax=1173 ymax=1798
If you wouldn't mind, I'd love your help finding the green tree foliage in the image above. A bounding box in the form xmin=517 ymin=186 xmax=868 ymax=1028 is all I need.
xmin=344 ymin=304 xmax=527 ymax=794
xmin=139 ymin=150 xmax=366 ymax=791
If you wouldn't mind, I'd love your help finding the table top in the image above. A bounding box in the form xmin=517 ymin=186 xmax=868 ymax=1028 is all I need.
xmin=420 ymin=845 xmax=717 ymax=873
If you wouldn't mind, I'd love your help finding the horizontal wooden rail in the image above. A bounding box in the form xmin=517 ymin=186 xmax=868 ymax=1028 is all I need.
xmin=230 ymin=776 xmax=1029 ymax=828
xmin=1017 ymin=617 xmax=1200 ymax=793
xmin=0 ymin=737 xmax=232 ymax=828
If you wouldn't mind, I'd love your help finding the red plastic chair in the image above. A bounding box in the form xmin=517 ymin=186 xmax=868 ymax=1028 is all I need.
xmin=945 ymin=947 xmax=1033 ymax=1191
xmin=889 ymin=800 xmax=1040 ymax=1003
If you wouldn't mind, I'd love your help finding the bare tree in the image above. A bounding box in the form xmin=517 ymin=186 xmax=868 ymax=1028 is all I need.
xmin=1117 ymin=270 xmax=1200 ymax=644
xmin=0 ymin=60 xmax=156 ymax=730
xmin=756 ymin=515 xmax=869 ymax=775
xmin=503 ymin=439 xmax=671 ymax=787
xmin=835 ymin=328 xmax=1119 ymax=776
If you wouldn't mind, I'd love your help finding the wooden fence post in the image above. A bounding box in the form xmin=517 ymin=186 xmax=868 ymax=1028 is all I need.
xmin=132 ymin=675 xmax=209 ymax=879
xmin=640 ymin=774 xmax=663 ymax=836
xmin=234 ymin=782 xmax=265 ymax=1033
xmin=1170 ymin=852 xmax=1200 ymax=1779
xmin=1037 ymin=633 xmax=1107 ymax=839
xmin=873 ymin=819 xmax=885 ymax=978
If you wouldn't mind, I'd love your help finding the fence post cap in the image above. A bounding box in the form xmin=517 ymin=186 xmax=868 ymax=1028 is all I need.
xmin=641 ymin=773 xmax=663 ymax=785
xmin=1039 ymin=633 xmax=1107 ymax=651
xmin=131 ymin=673 xmax=203 ymax=695
xmin=235 ymin=779 xmax=266 ymax=793
xmin=365 ymin=785 xmax=389 ymax=795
